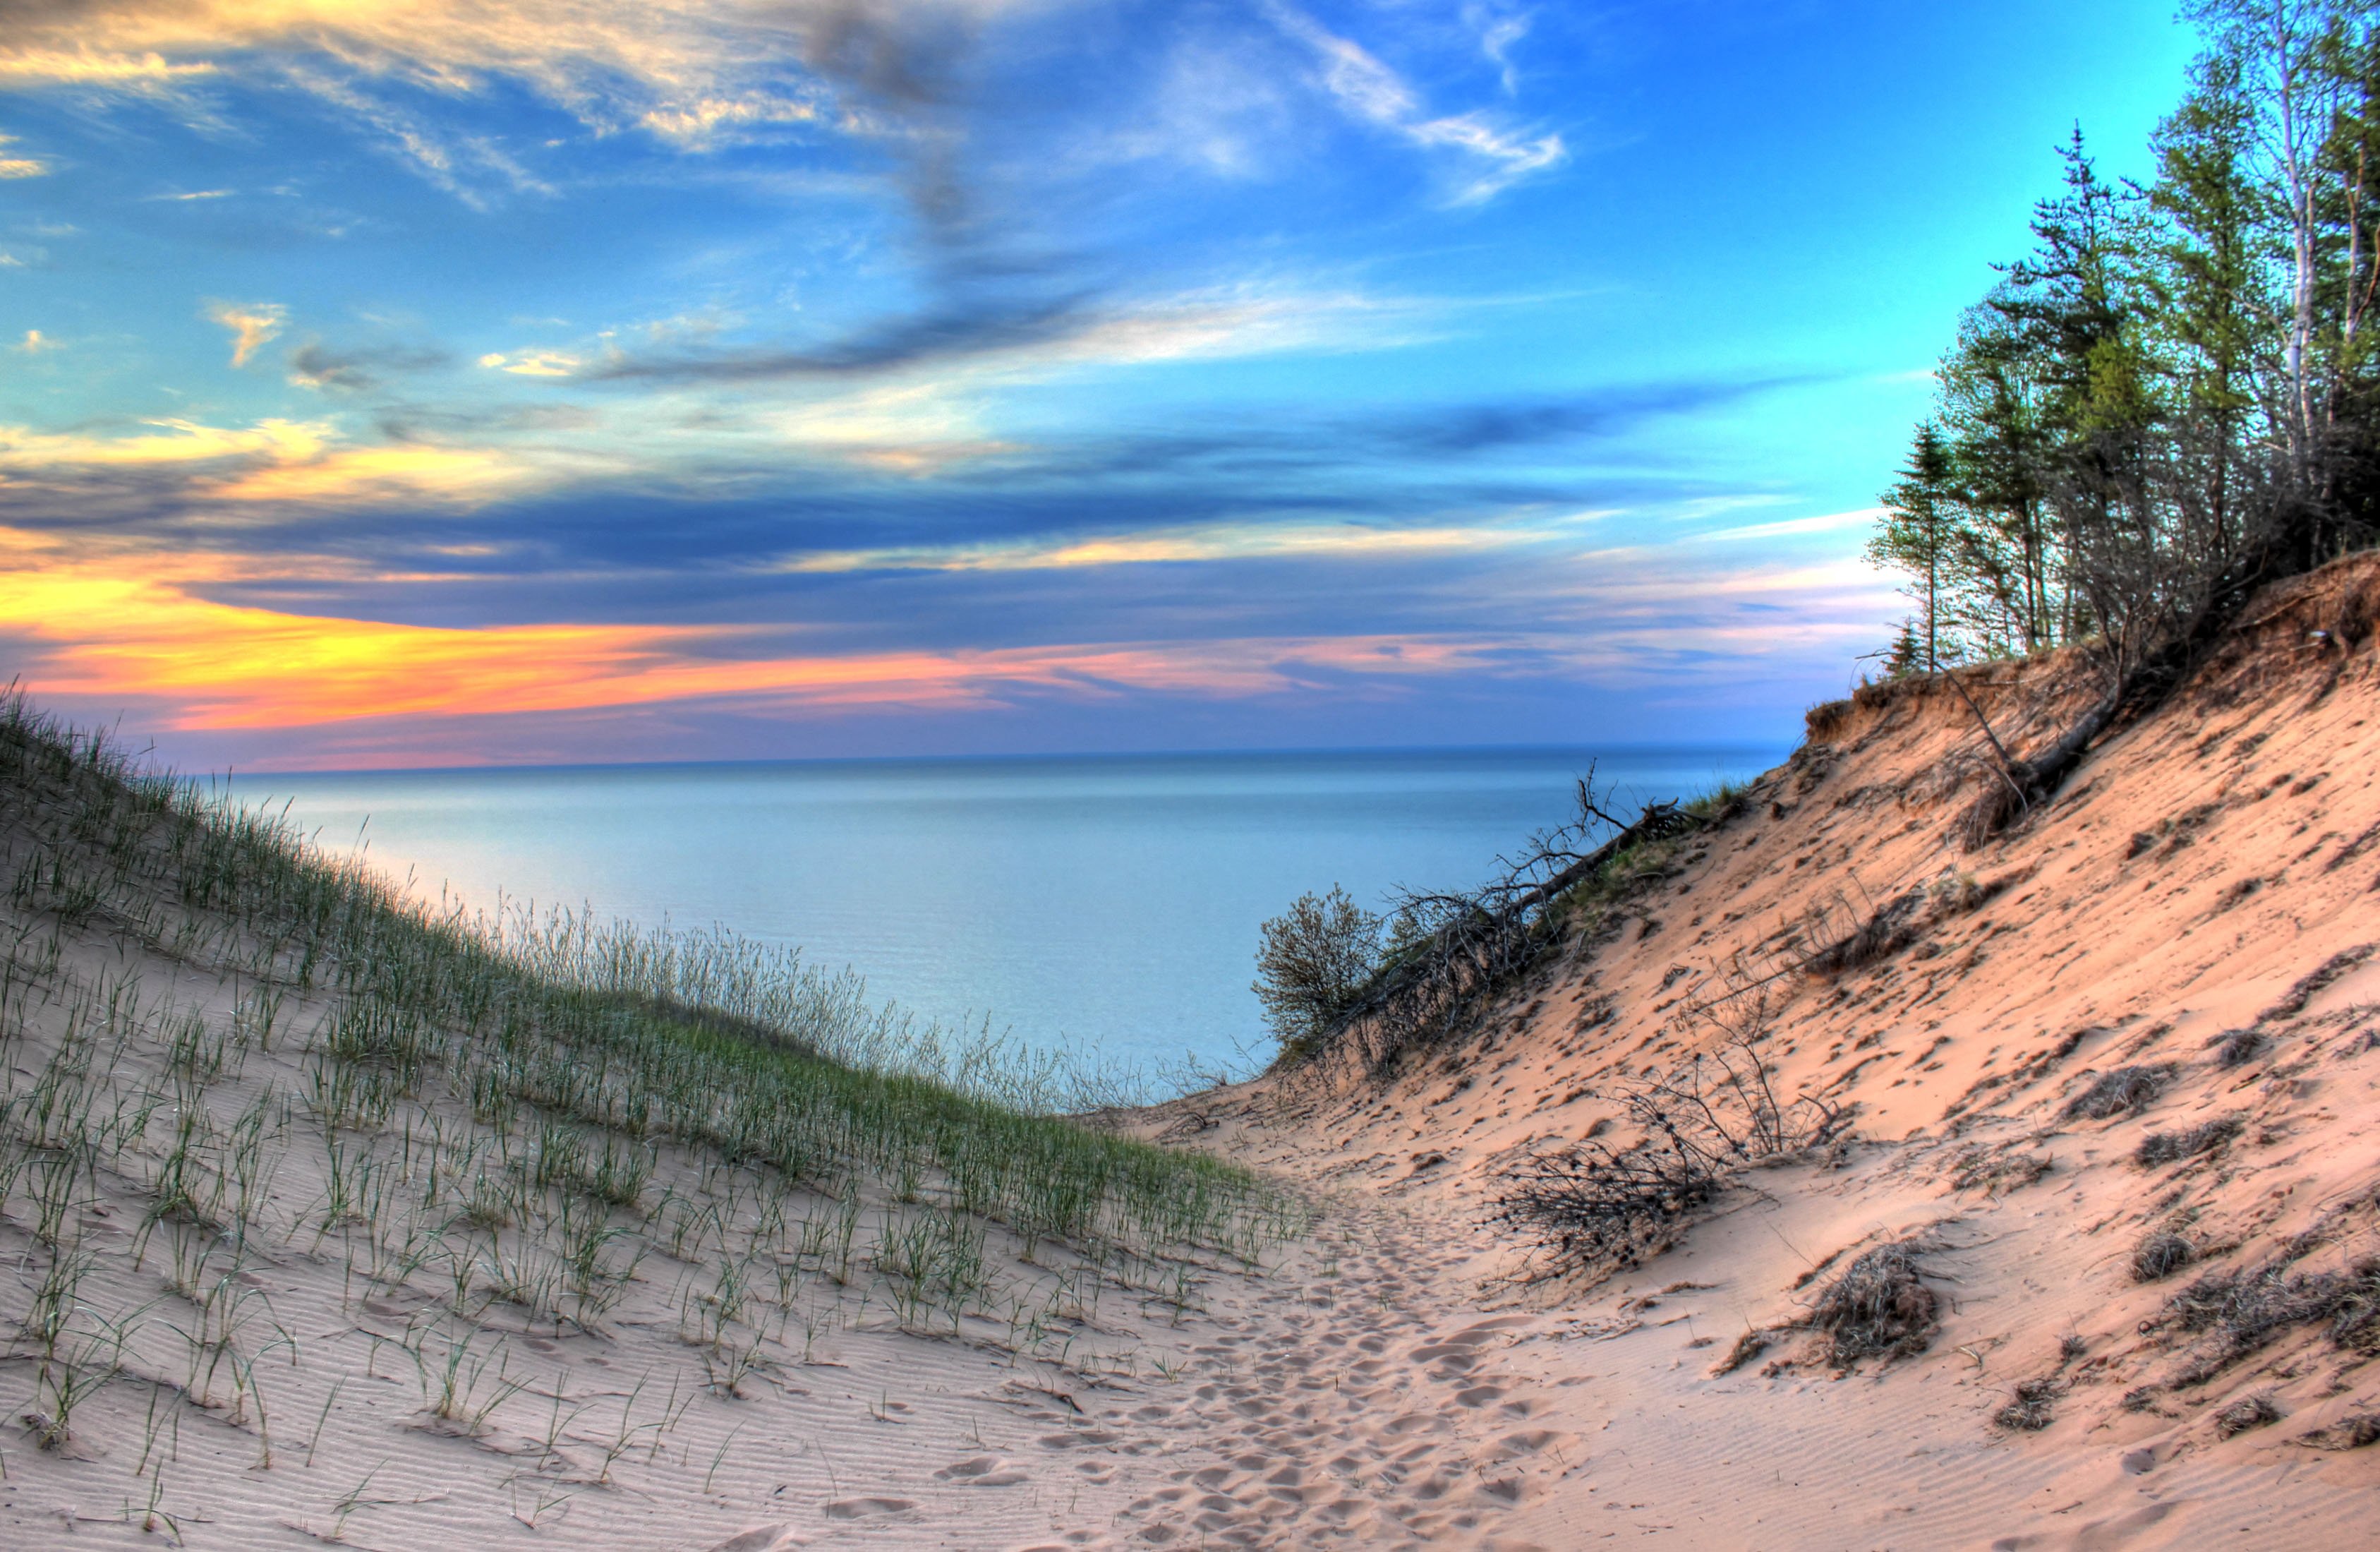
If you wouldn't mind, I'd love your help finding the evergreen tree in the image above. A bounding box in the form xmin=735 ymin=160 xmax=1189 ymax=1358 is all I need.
xmin=2149 ymin=49 xmax=2270 ymax=575
xmin=1868 ymin=424 xmax=1957 ymax=671
xmin=1867 ymin=3 xmax=2379 ymax=674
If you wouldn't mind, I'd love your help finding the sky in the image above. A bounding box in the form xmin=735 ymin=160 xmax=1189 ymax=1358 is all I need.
xmin=0 ymin=0 xmax=2201 ymax=771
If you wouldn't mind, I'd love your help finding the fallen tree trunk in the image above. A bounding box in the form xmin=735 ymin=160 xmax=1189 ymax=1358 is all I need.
xmin=1324 ymin=797 xmax=1714 ymax=1071
xmin=1959 ymin=522 xmax=2325 ymax=848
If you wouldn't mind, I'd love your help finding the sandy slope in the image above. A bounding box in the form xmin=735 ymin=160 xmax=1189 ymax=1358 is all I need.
xmin=8 ymin=554 xmax=2380 ymax=1551
xmin=1121 ymin=551 xmax=2380 ymax=1548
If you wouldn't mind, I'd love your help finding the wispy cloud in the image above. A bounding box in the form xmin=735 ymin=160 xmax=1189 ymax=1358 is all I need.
xmin=591 ymin=282 xmax=1423 ymax=386
xmin=589 ymin=291 xmax=1098 ymax=383
xmin=774 ymin=513 xmax=1595 ymax=575
xmin=639 ymin=91 xmax=828 ymax=148
xmin=279 ymin=64 xmax=554 ymax=208
xmin=1691 ymin=507 xmax=1887 ymax=544
xmin=1470 ymin=4 xmax=1534 ymax=95
xmin=207 ymin=444 xmax=527 ymax=505
xmin=0 ymin=416 xmax=546 ymax=509
xmin=765 ymin=498 xmax=1878 ymax=584
xmin=0 ymin=133 xmax=48 ymax=179
xmin=1266 ymin=2 xmax=1564 ymax=203
xmin=0 ymin=47 xmax=215 ymax=85
xmin=0 ymin=418 xmax=330 ymax=471
xmin=205 ymin=301 xmax=286 ymax=368
xmin=0 ymin=1 xmax=1017 ymax=156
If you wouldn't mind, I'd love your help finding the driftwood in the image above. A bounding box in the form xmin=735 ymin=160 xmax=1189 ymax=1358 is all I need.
xmin=1496 ymin=975 xmax=1848 ymax=1287
xmin=1959 ymin=523 xmax=2329 ymax=848
xmin=1322 ymin=790 xmax=1717 ymax=1074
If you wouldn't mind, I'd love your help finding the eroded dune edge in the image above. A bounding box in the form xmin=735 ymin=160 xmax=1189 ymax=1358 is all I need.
xmin=6 ymin=555 xmax=2380 ymax=1551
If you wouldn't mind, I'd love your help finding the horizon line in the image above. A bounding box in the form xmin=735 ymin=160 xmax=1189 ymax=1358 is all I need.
xmin=212 ymin=737 xmax=1796 ymax=785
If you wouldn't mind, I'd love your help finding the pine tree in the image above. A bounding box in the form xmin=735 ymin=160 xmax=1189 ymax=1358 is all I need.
xmin=1868 ymin=424 xmax=1957 ymax=670
xmin=1869 ymin=0 xmax=2380 ymax=682
xmin=2149 ymin=49 xmax=2270 ymax=575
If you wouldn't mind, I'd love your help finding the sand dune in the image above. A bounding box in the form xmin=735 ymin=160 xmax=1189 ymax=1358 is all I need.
xmin=1128 ymin=550 xmax=2380 ymax=1548
xmin=7 ymin=555 xmax=2380 ymax=1550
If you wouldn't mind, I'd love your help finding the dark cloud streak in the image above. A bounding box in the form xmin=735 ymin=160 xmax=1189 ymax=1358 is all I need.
xmin=588 ymin=287 xmax=1101 ymax=382
xmin=287 ymin=339 xmax=452 ymax=394
xmin=0 ymin=373 xmax=1823 ymax=580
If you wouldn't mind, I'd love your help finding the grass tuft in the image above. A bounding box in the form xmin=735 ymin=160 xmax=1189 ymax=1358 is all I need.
xmin=1802 ymin=1239 xmax=1938 ymax=1366
xmin=2132 ymin=1231 xmax=2199 ymax=1283
xmin=2063 ymin=1064 xmax=2180 ymax=1121
xmin=2135 ymin=1114 xmax=2244 ymax=1167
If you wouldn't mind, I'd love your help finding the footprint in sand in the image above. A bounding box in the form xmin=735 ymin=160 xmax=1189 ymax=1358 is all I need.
xmin=706 ymin=1527 xmax=804 ymax=1552
xmin=1407 ymin=1342 xmax=1480 ymax=1372
xmin=821 ymin=1496 xmax=914 ymax=1519
xmin=934 ymin=1455 xmax=1029 ymax=1486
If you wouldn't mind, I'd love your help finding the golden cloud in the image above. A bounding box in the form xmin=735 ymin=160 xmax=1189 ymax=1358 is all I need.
xmin=0 ymin=133 xmax=47 ymax=178
xmin=639 ymin=92 xmax=824 ymax=147
xmin=0 ymin=48 xmax=216 ymax=83
xmin=0 ymin=416 xmax=541 ymax=507
xmin=0 ymin=527 xmax=1518 ymax=733
xmin=0 ymin=1 xmax=1045 ymax=150
xmin=0 ymin=417 xmax=332 ymax=469
xmin=205 ymin=443 xmax=526 ymax=503
xmin=205 ymin=300 xmax=286 ymax=368
xmin=478 ymin=349 xmax=581 ymax=377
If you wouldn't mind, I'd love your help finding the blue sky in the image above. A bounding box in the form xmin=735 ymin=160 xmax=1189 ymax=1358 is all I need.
xmin=0 ymin=0 xmax=2198 ymax=769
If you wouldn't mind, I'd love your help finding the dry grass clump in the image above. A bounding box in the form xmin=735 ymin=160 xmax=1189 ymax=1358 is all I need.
xmin=1496 ymin=994 xmax=1844 ymax=1287
xmin=1993 ymin=1376 xmax=2067 ymax=1431
xmin=2132 ymin=1231 xmax=2199 ymax=1283
xmin=1709 ymin=1328 xmax=1771 ymax=1377
xmin=2299 ymin=1412 xmax=2380 ymax=1449
xmin=1802 ymin=1239 xmax=1938 ymax=1367
xmin=1803 ymin=869 xmax=1999 ymax=980
xmin=1495 ymin=1135 xmax=1722 ymax=1284
xmin=2135 ymin=1114 xmax=2245 ymax=1167
xmin=1804 ymin=699 xmax=1853 ymax=740
xmin=2161 ymin=1258 xmax=2380 ymax=1380
xmin=2210 ymin=1029 xmax=2269 ymax=1069
xmin=2214 ymin=1392 xmax=2283 ymax=1438
xmin=2256 ymin=944 xmax=2376 ymax=1022
xmin=2063 ymin=1064 xmax=2180 ymax=1121
xmin=1951 ymin=1147 xmax=2053 ymax=1196
xmin=1802 ymin=889 xmax=1927 ymax=977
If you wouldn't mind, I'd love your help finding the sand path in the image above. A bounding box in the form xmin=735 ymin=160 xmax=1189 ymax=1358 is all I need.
xmin=1061 ymin=1197 xmax=1564 ymax=1551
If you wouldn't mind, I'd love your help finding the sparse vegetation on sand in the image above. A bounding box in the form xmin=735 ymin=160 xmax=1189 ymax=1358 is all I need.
xmin=0 ymin=690 xmax=1300 ymax=1532
xmin=1492 ymin=970 xmax=1847 ymax=1287
xmin=2156 ymin=1257 xmax=2380 ymax=1386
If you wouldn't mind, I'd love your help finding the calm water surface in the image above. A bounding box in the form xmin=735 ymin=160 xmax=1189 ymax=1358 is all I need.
xmin=246 ymin=747 xmax=1782 ymax=1073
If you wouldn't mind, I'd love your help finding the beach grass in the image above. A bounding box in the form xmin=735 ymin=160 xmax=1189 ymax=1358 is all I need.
xmin=0 ymin=687 xmax=1301 ymax=1486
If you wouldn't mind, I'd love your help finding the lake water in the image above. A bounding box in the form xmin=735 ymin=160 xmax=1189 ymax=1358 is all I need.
xmin=243 ymin=746 xmax=1783 ymax=1076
